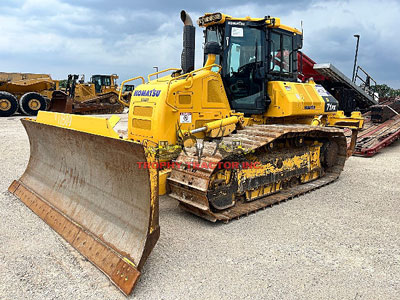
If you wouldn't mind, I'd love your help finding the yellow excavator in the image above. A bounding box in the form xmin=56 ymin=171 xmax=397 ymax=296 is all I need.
xmin=9 ymin=11 xmax=363 ymax=295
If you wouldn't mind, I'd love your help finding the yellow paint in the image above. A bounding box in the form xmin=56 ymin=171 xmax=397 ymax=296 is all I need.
xmin=198 ymin=13 xmax=302 ymax=34
xmin=0 ymin=72 xmax=58 ymax=101
xmin=204 ymin=116 xmax=239 ymax=132
xmin=108 ymin=115 xmax=121 ymax=128
xmin=0 ymin=99 xmax=11 ymax=110
xmin=23 ymin=12 xmax=364 ymax=208
xmin=158 ymin=169 xmax=171 ymax=196
xmin=35 ymin=111 xmax=121 ymax=139
xmin=118 ymin=76 xmax=145 ymax=107
xmin=127 ymin=63 xmax=232 ymax=145
xmin=127 ymin=64 xmax=362 ymax=151
xmin=266 ymin=81 xmax=328 ymax=117
xmin=327 ymin=110 xmax=364 ymax=130
xmin=237 ymin=145 xmax=322 ymax=201
xmin=28 ymin=99 xmax=40 ymax=110
xmin=123 ymin=257 xmax=136 ymax=268
xmin=148 ymin=153 xmax=159 ymax=235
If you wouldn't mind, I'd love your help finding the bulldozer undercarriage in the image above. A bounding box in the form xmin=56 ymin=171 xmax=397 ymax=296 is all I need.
xmin=169 ymin=124 xmax=347 ymax=222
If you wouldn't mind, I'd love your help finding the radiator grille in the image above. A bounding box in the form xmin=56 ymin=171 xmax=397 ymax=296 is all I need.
xmin=208 ymin=80 xmax=224 ymax=103
xmin=132 ymin=119 xmax=151 ymax=130
xmin=133 ymin=106 xmax=153 ymax=117
xmin=179 ymin=95 xmax=191 ymax=105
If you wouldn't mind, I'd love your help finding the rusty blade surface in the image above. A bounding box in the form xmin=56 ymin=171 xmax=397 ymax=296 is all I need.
xmin=9 ymin=119 xmax=159 ymax=295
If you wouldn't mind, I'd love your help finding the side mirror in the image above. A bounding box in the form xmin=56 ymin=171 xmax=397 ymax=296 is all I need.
xmin=294 ymin=34 xmax=303 ymax=50
xmin=204 ymin=41 xmax=221 ymax=55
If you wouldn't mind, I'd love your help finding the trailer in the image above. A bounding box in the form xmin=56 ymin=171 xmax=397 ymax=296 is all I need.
xmin=345 ymin=98 xmax=400 ymax=156
xmin=299 ymin=53 xmax=400 ymax=157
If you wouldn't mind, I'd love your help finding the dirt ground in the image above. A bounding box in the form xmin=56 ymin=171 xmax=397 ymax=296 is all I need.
xmin=1 ymin=114 xmax=399 ymax=300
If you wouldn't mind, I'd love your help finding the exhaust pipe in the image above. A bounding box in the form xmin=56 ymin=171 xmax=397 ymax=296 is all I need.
xmin=180 ymin=10 xmax=195 ymax=73
xmin=181 ymin=10 xmax=193 ymax=26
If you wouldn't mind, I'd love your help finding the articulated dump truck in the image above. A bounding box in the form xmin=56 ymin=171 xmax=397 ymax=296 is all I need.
xmin=9 ymin=11 xmax=364 ymax=295
xmin=0 ymin=72 xmax=58 ymax=117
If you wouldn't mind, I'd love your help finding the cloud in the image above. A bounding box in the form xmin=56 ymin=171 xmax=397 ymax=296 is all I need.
xmin=0 ymin=0 xmax=398 ymax=88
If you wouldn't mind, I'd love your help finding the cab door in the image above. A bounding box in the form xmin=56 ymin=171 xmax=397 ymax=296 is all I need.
xmin=221 ymin=23 xmax=267 ymax=115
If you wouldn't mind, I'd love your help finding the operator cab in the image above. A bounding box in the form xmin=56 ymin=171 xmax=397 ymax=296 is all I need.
xmin=201 ymin=14 xmax=302 ymax=115
xmin=122 ymin=84 xmax=135 ymax=93
xmin=91 ymin=75 xmax=116 ymax=93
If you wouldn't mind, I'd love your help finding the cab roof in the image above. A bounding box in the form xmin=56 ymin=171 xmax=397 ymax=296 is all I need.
xmin=198 ymin=12 xmax=302 ymax=35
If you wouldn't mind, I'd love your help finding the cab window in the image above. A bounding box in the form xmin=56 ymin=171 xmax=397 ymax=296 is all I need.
xmin=270 ymin=31 xmax=294 ymax=75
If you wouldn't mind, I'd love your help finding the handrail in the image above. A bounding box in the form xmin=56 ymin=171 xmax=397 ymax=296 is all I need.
xmin=355 ymin=66 xmax=377 ymax=91
xmin=118 ymin=76 xmax=145 ymax=107
xmin=147 ymin=68 xmax=180 ymax=82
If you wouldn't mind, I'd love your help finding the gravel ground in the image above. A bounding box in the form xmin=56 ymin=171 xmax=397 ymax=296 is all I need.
xmin=1 ymin=114 xmax=400 ymax=300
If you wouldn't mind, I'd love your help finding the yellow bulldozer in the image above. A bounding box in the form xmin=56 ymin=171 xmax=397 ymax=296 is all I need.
xmin=0 ymin=72 xmax=59 ymax=117
xmin=9 ymin=11 xmax=363 ymax=295
xmin=50 ymin=74 xmax=127 ymax=114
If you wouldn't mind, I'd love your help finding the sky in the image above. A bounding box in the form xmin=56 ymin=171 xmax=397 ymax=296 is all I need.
xmin=1 ymin=0 xmax=399 ymax=88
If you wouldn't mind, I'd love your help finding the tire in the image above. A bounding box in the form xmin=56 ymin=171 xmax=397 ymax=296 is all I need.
xmin=19 ymin=92 xmax=47 ymax=116
xmin=0 ymin=91 xmax=18 ymax=117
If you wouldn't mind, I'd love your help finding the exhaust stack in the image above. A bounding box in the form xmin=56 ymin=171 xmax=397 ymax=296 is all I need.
xmin=180 ymin=10 xmax=195 ymax=73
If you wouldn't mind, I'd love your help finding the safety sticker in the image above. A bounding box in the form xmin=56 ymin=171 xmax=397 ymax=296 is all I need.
xmin=315 ymin=84 xmax=330 ymax=97
xmin=180 ymin=112 xmax=192 ymax=123
xmin=231 ymin=27 xmax=243 ymax=37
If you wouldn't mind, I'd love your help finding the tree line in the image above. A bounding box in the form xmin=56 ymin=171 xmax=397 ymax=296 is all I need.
xmin=372 ymin=84 xmax=400 ymax=98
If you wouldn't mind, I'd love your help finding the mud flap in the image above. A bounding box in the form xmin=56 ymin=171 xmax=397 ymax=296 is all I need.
xmin=9 ymin=119 xmax=159 ymax=295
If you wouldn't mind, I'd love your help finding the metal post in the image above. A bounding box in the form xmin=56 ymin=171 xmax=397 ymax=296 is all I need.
xmin=352 ymin=34 xmax=360 ymax=83
xmin=153 ymin=66 xmax=159 ymax=78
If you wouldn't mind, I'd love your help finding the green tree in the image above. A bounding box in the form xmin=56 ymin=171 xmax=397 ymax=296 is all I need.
xmin=372 ymin=84 xmax=400 ymax=98
xmin=59 ymin=79 xmax=68 ymax=89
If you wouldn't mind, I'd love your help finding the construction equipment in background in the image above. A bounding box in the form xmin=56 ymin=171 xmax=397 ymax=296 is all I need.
xmin=0 ymin=72 xmax=59 ymax=117
xmin=298 ymin=52 xmax=378 ymax=116
xmin=50 ymin=74 xmax=125 ymax=114
xmin=344 ymin=97 xmax=400 ymax=156
xmin=120 ymin=84 xmax=135 ymax=103
xmin=299 ymin=52 xmax=400 ymax=156
xmin=9 ymin=11 xmax=363 ymax=295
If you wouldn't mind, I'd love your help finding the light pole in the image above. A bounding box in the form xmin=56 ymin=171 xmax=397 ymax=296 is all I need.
xmin=352 ymin=34 xmax=360 ymax=83
xmin=153 ymin=66 xmax=159 ymax=78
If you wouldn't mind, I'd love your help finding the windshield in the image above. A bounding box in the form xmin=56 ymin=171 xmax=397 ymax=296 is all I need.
xmin=225 ymin=27 xmax=263 ymax=77
xmin=92 ymin=76 xmax=111 ymax=86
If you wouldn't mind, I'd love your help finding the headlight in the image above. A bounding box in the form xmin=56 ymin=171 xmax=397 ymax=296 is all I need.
xmin=198 ymin=13 xmax=223 ymax=26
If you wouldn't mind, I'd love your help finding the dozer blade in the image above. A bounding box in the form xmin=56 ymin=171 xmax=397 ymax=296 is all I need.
xmin=8 ymin=117 xmax=159 ymax=295
xmin=50 ymin=90 xmax=73 ymax=113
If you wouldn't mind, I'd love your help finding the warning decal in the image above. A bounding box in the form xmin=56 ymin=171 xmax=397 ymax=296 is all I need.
xmin=180 ymin=112 xmax=192 ymax=123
